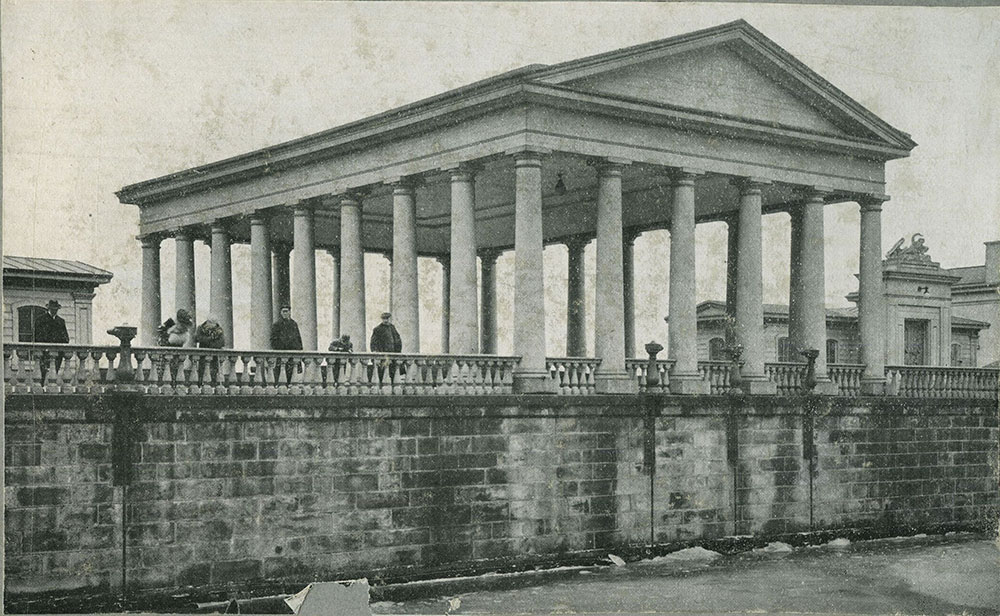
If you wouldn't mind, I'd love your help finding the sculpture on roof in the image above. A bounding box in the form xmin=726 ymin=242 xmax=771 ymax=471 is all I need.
xmin=886 ymin=233 xmax=932 ymax=265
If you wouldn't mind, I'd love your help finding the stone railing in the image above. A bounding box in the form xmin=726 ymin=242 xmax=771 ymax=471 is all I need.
xmin=546 ymin=357 xmax=601 ymax=395
xmin=6 ymin=343 xmax=997 ymax=399
xmin=887 ymin=365 xmax=999 ymax=399
xmin=4 ymin=343 xmax=519 ymax=396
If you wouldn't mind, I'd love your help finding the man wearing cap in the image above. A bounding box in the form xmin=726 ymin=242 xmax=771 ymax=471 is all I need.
xmin=34 ymin=299 xmax=70 ymax=382
xmin=270 ymin=305 xmax=303 ymax=385
xmin=370 ymin=312 xmax=402 ymax=382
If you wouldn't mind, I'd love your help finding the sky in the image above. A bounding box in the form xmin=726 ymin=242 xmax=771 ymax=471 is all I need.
xmin=3 ymin=1 xmax=999 ymax=353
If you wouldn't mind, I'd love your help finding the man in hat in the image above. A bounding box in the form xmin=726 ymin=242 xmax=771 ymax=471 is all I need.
xmin=34 ymin=299 xmax=70 ymax=382
xmin=369 ymin=312 xmax=402 ymax=382
xmin=270 ymin=304 xmax=303 ymax=385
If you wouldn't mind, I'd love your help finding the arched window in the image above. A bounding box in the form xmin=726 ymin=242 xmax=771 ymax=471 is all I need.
xmin=826 ymin=339 xmax=838 ymax=364
xmin=777 ymin=337 xmax=792 ymax=362
xmin=708 ymin=337 xmax=727 ymax=361
xmin=17 ymin=305 xmax=48 ymax=342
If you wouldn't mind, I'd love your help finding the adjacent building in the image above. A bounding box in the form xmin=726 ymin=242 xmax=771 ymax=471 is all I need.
xmin=947 ymin=241 xmax=1000 ymax=366
xmin=3 ymin=256 xmax=113 ymax=344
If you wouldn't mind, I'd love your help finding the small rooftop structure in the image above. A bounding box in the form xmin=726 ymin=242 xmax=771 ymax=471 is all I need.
xmin=3 ymin=256 xmax=113 ymax=344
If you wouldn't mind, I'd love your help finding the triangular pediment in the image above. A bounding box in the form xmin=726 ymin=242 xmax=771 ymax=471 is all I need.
xmin=533 ymin=21 xmax=915 ymax=150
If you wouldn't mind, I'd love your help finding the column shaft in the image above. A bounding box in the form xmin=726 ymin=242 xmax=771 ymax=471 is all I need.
xmin=293 ymin=206 xmax=318 ymax=350
xmin=272 ymin=244 xmax=291 ymax=318
xmin=593 ymin=162 xmax=633 ymax=393
xmin=859 ymin=198 xmax=887 ymax=392
xmin=799 ymin=191 xmax=833 ymax=390
xmin=788 ymin=208 xmax=804 ymax=359
xmin=209 ymin=224 xmax=234 ymax=349
xmin=140 ymin=236 xmax=162 ymax=346
xmin=512 ymin=153 xmax=552 ymax=392
xmin=480 ymin=249 xmax=500 ymax=354
xmin=668 ymin=170 xmax=706 ymax=393
xmin=734 ymin=179 xmax=775 ymax=393
xmin=340 ymin=196 xmax=367 ymax=351
xmin=449 ymin=168 xmax=479 ymax=354
xmin=329 ymin=251 xmax=340 ymax=340
xmin=725 ymin=216 xmax=739 ymax=343
xmin=439 ymin=258 xmax=450 ymax=353
xmin=391 ymin=183 xmax=420 ymax=352
xmin=174 ymin=229 xmax=196 ymax=320
xmin=250 ymin=215 xmax=273 ymax=349
xmin=565 ymin=238 xmax=587 ymax=357
xmin=623 ymin=232 xmax=637 ymax=358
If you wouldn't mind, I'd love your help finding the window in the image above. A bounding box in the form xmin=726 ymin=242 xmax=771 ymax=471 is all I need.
xmin=777 ymin=337 xmax=792 ymax=362
xmin=826 ymin=339 xmax=838 ymax=364
xmin=17 ymin=305 xmax=47 ymax=342
xmin=708 ymin=337 xmax=727 ymax=361
xmin=951 ymin=343 xmax=962 ymax=366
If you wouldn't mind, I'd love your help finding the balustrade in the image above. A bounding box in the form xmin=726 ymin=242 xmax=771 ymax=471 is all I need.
xmin=546 ymin=357 xmax=600 ymax=395
xmin=7 ymin=344 xmax=997 ymax=399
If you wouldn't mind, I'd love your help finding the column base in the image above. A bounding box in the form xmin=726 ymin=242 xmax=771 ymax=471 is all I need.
xmin=813 ymin=377 xmax=839 ymax=396
xmin=513 ymin=372 xmax=558 ymax=394
xmin=740 ymin=377 xmax=777 ymax=395
xmin=668 ymin=374 xmax=708 ymax=395
xmin=860 ymin=378 xmax=886 ymax=396
xmin=595 ymin=372 xmax=638 ymax=394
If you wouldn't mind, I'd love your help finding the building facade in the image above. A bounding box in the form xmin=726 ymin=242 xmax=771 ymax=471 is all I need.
xmin=3 ymin=256 xmax=113 ymax=344
xmin=947 ymin=241 xmax=1000 ymax=367
xmin=117 ymin=21 xmax=917 ymax=394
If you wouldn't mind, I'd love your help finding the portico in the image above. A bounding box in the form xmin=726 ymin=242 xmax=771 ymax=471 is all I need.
xmin=118 ymin=21 xmax=915 ymax=394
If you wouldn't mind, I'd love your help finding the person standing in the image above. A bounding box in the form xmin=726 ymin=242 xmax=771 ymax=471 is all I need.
xmin=270 ymin=305 xmax=303 ymax=385
xmin=34 ymin=299 xmax=69 ymax=382
xmin=369 ymin=312 xmax=402 ymax=382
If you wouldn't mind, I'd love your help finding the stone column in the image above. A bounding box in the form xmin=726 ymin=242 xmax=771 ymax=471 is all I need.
xmin=565 ymin=236 xmax=588 ymax=357
xmin=438 ymin=256 xmax=450 ymax=353
xmin=480 ymin=248 xmax=501 ymax=354
xmin=292 ymin=204 xmax=318 ymax=350
xmin=733 ymin=178 xmax=775 ymax=393
xmin=593 ymin=160 xmax=634 ymax=393
xmin=512 ymin=151 xmax=553 ymax=392
xmin=209 ymin=223 xmax=234 ymax=349
xmin=174 ymin=228 xmax=197 ymax=321
xmin=328 ymin=250 xmax=340 ymax=340
xmin=623 ymin=229 xmax=639 ymax=358
xmin=797 ymin=189 xmax=836 ymax=393
xmin=340 ymin=194 xmax=367 ymax=351
xmin=250 ymin=213 xmax=274 ymax=349
xmin=787 ymin=207 xmax=804 ymax=359
xmin=390 ymin=180 xmax=420 ymax=352
xmin=725 ymin=215 xmax=739 ymax=344
xmin=449 ymin=165 xmax=480 ymax=355
xmin=668 ymin=169 xmax=707 ymax=393
xmin=272 ymin=242 xmax=291 ymax=317
xmin=859 ymin=196 xmax=888 ymax=393
xmin=139 ymin=235 xmax=162 ymax=346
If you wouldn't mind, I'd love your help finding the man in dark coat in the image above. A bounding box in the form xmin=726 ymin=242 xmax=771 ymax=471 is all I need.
xmin=270 ymin=305 xmax=303 ymax=385
xmin=369 ymin=312 xmax=402 ymax=382
xmin=34 ymin=299 xmax=69 ymax=382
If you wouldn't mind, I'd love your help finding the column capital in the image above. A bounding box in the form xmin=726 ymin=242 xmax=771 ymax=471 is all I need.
xmin=793 ymin=185 xmax=833 ymax=204
xmin=443 ymin=162 xmax=484 ymax=181
xmin=436 ymin=255 xmax=450 ymax=268
xmin=249 ymin=211 xmax=271 ymax=225
xmin=587 ymin=157 xmax=630 ymax=177
xmin=562 ymin=234 xmax=591 ymax=252
xmin=172 ymin=226 xmax=199 ymax=240
xmin=380 ymin=250 xmax=392 ymax=262
xmin=731 ymin=176 xmax=772 ymax=194
xmin=623 ymin=227 xmax=642 ymax=246
xmin=385 ymin=175 xmax=425 ymax=191
xmin=508 ymin=148 xmax=549 ymax=166
xmin=326 ymin=247 xmax=340 ymax=259
xmin=339 ymin=189 xmax=369 ymax=207
xmin=858 ymin=194 xmax=890 ymax=211
xmin=272 ymin=241 xmax=292 ymax=256
xmin=667 ymin=167 xmax=705 ymax=185
xmin=138 ymin=233 xmax=164 ymax=248
xmin=478 ymin=247 xmax=504 ymax=264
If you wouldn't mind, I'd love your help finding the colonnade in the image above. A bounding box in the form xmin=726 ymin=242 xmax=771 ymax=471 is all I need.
xmin=136 ymin=152 xmax=889 ymax=395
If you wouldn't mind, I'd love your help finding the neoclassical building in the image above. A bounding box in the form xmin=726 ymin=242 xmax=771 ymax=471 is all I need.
xmin=117 ymin=21 xmax=916 ymax=394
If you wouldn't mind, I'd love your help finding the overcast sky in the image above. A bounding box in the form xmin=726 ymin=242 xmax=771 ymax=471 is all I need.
xmin=3 ymin=2 xmax=998 ymax=352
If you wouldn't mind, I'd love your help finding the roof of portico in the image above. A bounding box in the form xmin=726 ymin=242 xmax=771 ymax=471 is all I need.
xmin=117 ymin=20 xmax=916 ymax=253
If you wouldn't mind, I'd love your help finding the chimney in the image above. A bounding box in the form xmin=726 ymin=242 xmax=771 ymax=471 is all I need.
xmin=986 ymin=241 xmax=1000 ymax=284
